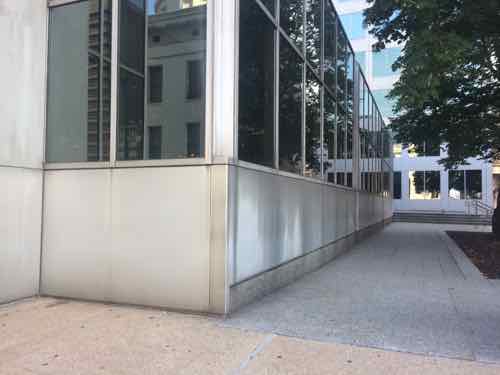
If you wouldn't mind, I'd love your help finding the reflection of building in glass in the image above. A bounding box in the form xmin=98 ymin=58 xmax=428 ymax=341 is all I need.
xmin=146 ymin=4 xmax=206 ymax=159
xmin=154 ymin=0 xmax=207 ymax=13
xmin=87 ymin=1 xmax=112 ymax=161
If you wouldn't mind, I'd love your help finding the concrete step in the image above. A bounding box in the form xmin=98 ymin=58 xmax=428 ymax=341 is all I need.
xmin=393 ymin=212 xmax=492 ymax=225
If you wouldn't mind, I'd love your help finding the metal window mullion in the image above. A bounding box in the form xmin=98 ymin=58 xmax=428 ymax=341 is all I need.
xmin=319 ymin=0 xmax=324 ymax=179
xmin=98 ymin=0 xmax=104 ymax=161
xmin=333 ymin=13 xmax=337 ymax=184
xmin=143 ymin=2 xmax=148 ymax=160
xmin=344 ymin=44 xmax=348 ymax=185
xmin=274 ymin=0 xmax=280 ymax=170
xmin=301 ymin=0 xmax=306 ymax=176
xmin=109 ymin=0 xmax=119 ymax=165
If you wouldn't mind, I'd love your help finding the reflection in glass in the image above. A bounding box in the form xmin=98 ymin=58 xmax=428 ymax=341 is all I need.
xmin=47 ymin=0 xmax=112 ymax=163
xmin=466 ymin=170 xmax=482 ymax=200
xmin=339 ymin=11 xmax=365 ymax=40
xmin=305 ymin=70 xmax=321 ymax=178
xmin=239 ymin=1 xmax=275 ymax=167
xmin=259 ymin=0 xmax=275 ymax=15
xmin=323 ymin=93 xmax=336 ymax=177
xmin=393 ymin=171 xmax=402 ymax=199
xmin=336 ymin=107 xmax=346 ymax=185
xmin=324 ymin=3 xmax=336 ymax=92
xmin=372 ymin=47 xmax=401 ymax=77
xmin=280 ymin=0 xmax=304 ymax=50
xmin=117 ymin=0 xmax=207 ymax=160
xmin=409 ymin=171 xmax=440 ymax=200
xmin=306 ymin=0 xmax=321 ymax=71
xmin=449 ymin=170 xmax=465 ymax=199
xmin=336 ymin=30 xmax=347 ymax=108
xmin=279 ymin=37 xmax=303 ymax=174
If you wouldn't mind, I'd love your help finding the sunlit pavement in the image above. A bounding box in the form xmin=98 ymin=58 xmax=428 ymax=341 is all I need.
xmin=1 ymin=296 xmax=500 ymax=374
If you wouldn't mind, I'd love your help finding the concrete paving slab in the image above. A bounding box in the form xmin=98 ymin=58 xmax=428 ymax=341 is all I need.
xmin=240 ymin=335 xmax=500 ymax=375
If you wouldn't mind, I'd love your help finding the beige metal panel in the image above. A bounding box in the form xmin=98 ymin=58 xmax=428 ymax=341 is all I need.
xmin=110 ymin=167 xmax=211 ymax=311
xmin=0 ymin=167 xmax=43 ymax=303
xmin=0 ymin=0 xmax=47 ymax=168
xmin=41 ymin=169 xmax=113 ymax=301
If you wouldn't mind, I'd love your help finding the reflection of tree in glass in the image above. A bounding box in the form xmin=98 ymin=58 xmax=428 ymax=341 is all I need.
xmin=238 ymin=1 xmax=275 ymax=167
xmin=280 ymin=0 xmax=304 ymax=50
xmin=305 ymin=0 xmax=321 ymax=71
xmin=279 ymin=38 xmax=303 ymax=174
xmin=305 ymin=70 xmax=321 ymax=176
xmin=323 ymin=2 xmax=336 ymax=91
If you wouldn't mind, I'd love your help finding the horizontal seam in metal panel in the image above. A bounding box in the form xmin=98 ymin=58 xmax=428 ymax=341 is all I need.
xmin=0 ymin=164 xmax=43 ymax=171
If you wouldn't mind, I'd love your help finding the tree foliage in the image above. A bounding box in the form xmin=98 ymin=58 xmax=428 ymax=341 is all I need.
xmin=364 ymin=0 xmax=500 ymax=168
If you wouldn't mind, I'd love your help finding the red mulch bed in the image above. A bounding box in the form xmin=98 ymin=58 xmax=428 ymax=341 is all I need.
xmin=446 ymin=231 xmax=500 ymax=279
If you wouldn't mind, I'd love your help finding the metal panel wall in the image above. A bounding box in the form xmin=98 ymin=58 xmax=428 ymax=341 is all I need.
xmin=41 ymin=166 xmax=212 ymax=311
xmin=0 ymin=168 xmax=43 ymax=303
xmin=0 ymin=0 xmax=47 ymax=303
xmin=231 ymin=166 xmax=380 ymax=285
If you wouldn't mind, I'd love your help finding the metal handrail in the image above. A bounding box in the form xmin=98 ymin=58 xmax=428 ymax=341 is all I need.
xmin=465 ymin=200 xmax=494 ymax=216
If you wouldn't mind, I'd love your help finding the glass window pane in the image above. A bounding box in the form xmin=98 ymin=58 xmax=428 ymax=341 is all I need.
xmin=426 ymin=171 xmax=441 ymax=199
xmin=137 ymin=0 xmax=207 ymax=160
xmin=466 ymin=170 xmax=482 ymax=200
xmin=280 ymin=0 xmax=305 ymax=51
xmin=372 ymin=47 xmax=401 ymax=77
xmin=337 ymin=30 xmax=347 ymax=107
xmin=324 ymin=4 xmax=336 ymax=92
xmin=323 ymin=93 xmax=336 ymax=176
xmin=186 ymin=60 xmax=204 ymax=100
xmin=120 ymin=0 xmax=145 ymax=73
xmin=393 ymin=171 xmax=402 ymax=199
xmin=305 ymin=69 xmax=321 ymax=178
xmin=336 ymin=107 xmax=346 ymax=185
xmin=259 ymin=0 xmax=275 ymax=15
xmin=356 ymin=51 xmax=366 ymax=73
xmin=306 ymin=0 xmax=321 ymax=71
xmin=339 ymin=12 xmax=365 ymax=40
xmin=47 ymin=0 xmax=111 ymax=163
xmin=372 ymin=89 xmax=395 ymax=119
xmin=118 ymin=69 xmax=145 ymax=160
xmin=148 ymin=65 xmax=163 ymax=103
xmin=449 ymin=170 xmax=465 ymax=199
xmin=238 ymin=0 xmax=276 ymax=167
xmin=279 ymin=37 xmax=303 ymax=174
xmin=409 ymin=171 xmax=425 ymax=200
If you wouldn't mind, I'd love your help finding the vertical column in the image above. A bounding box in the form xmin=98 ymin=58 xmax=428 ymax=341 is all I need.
xmin=210 ymin=0 xmax=239 ymax=163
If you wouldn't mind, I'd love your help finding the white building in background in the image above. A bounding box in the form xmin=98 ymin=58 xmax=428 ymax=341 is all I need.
xmin=333 ymin=0 xmax=498 ymax=214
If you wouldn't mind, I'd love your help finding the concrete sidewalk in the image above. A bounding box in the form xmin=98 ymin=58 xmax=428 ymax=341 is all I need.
xmin=224 ymin=223 xmax=500 ymax=363
xmin=1 ymin=297 xmax=500 ymax=375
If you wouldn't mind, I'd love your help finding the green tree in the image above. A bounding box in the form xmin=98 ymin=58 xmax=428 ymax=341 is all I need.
xmin=364 ymin=0 xmax=500 ymax=168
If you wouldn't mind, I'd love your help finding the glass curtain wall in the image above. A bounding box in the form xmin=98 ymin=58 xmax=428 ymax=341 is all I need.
xmin=238 ymin=0 xmax=387 ymax=189
xmin=47 ymin=0 xmax=208 ymax=163
xmin=47 ymin=0 xmax=112 ymax=162
xmin=356 ymin=68 xmax=388 ymax=195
